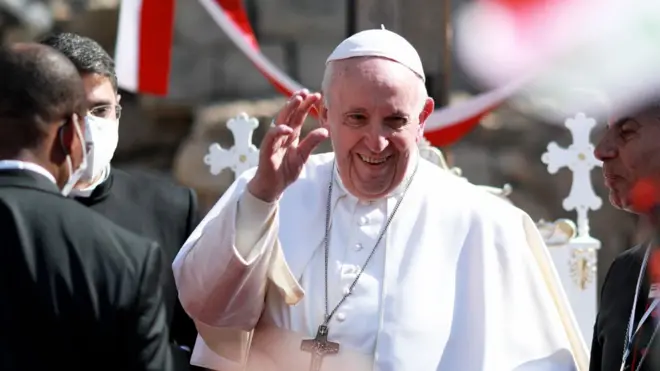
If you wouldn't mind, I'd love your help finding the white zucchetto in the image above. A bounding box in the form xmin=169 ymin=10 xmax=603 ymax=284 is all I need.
xmin=326 ymin=28 xmax=425 ymax=82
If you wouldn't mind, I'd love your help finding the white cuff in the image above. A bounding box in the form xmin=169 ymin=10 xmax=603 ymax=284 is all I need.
xmin=234 ymin=189 xmax=278 ymax=261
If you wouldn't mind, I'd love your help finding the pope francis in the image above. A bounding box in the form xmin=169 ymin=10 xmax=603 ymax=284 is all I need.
xmin=173 ymin=29 xmax=588 ymax=371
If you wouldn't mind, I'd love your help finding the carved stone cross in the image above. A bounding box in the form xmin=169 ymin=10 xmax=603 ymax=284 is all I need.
xmin=300 ymin=325 xmax=340 ymax=371
xmin=204 ymin=112 xmax=260 ymax=178
xmin=541 ymin=113 xmax=603 ymax=238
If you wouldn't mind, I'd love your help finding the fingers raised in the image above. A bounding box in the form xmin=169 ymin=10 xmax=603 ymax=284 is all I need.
xmin=288 ymin=93 xmax=321 ymax=132
xmin=261 ymin=124 xmax=294 ymax=158
xmin=274 ymin=90 xmax=308 ymax=126
xmin=296 ymin=127 xmax=329 ymax=162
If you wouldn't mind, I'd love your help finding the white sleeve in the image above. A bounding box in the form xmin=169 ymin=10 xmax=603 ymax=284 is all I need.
xmin=235 ymin=189 xmax=277 ymax=262
xmin=172 ymin=188 xmax=280 ymax=331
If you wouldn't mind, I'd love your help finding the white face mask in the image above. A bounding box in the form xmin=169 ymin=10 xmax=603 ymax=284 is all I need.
xmin=60 ymin=118 xmax=88 ymax=196
xmin=81 ymin=115 xmax=119 ymax=183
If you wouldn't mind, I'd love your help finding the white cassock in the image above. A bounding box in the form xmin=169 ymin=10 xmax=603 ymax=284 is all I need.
xmin=173 ymin=152 xmax=588 ymax=371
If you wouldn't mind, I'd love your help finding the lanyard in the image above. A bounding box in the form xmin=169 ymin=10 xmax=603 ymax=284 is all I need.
xmin=621 ymin=245 xmax=660 ymax=369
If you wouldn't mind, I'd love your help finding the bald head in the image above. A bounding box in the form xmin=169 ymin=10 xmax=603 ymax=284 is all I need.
xmin=0 ymin=43 xmax=86 ymax=154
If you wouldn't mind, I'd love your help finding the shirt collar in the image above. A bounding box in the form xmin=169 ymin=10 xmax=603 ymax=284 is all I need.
xmin=69 ymin=165 xmax=111 ymax=198
xmin=0 ymin=160 xmax=57 ymax=185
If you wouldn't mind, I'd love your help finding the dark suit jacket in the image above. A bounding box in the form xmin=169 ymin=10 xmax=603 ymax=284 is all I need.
xmin=74 ymin=167 xmax=199 ymax=370
xmin=590 ymin=244 xmax=660 ymax=371
xmin=0 ymin=170 xmax=173 ymax=370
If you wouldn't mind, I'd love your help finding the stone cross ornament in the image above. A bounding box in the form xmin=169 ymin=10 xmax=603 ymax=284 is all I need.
xmin=204 ymin=112 xmax=260 ymax=178
xmin=541 ymin=113 xmax=603 ymax=238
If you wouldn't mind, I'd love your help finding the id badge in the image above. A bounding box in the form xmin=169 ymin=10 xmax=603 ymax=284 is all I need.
xmin=650 ymin=283 xmax=660 ymax=299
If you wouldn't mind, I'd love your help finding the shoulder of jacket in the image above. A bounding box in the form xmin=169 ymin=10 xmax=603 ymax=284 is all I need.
xmin=112 ymin=167 xmax=193 ymax=205
xmin=610 ymin=243 xmax=646 ymax=270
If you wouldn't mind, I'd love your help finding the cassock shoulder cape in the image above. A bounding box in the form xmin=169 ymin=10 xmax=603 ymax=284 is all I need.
xmin=173 ymin=153 xmax=588 ymax=371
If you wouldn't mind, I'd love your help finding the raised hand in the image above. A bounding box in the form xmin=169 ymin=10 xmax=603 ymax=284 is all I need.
xmin=247 ymin=90 xmax=329 ymax=202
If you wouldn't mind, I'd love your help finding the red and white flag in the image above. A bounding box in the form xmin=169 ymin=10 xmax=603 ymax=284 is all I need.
xmin=115 ymin=0 xmax=176 ymax=96
xmin=114 ymin=0 xmax=517 ymax=146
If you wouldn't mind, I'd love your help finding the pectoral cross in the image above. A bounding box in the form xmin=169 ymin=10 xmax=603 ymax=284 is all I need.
xmin=300 ymin=324 xmax=340 ymax=371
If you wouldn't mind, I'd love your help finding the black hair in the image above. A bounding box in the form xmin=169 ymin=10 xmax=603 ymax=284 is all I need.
xmin=0 ymin=43 xmax=87 ymax=153
xmin=40 ymin=32 xmax=117 ymax=92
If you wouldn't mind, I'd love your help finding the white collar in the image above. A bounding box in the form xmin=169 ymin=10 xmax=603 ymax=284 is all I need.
xmin=69 ymin=165 xmax=111 ymax=198
xmin=0 ymin=160 xmax=57 ymax=184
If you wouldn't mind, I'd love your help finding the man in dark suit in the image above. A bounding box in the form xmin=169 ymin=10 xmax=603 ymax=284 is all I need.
xmin=0 ymin=43 xmax=173 ymax=370
xmin=591 ymin=101 xmax=660 ymax=371
xmin=40 ymin=33 xmax=200 ymax=370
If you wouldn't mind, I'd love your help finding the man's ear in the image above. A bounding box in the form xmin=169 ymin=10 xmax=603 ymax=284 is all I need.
xmin=58 ymin=115 xmax=78 ymax=156
xmin=317 ymin=96 xmax=329 ymax=130
xmin=116 ymin=93 xmax=122 ymax=105
xmin=417 ymin=97 xmax=435 ymax=142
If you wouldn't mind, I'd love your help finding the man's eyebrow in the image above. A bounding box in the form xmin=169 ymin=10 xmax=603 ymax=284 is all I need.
xmin=344 ymin=106 xmax=367 ymax=113
xmin=88 ymin=99 xmax=113 ymax=107
xmin=383 ymin=110 xmax=410 ymax=119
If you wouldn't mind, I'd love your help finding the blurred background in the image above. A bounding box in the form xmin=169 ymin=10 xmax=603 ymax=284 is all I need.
xmin=0 ymin=0 xmax=642 ymax=292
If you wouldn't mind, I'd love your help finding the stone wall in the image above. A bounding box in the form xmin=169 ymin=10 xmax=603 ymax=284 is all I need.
xmin=56 ymin=0 xmax=466 ymax=102
xmin=166 ymin=0 xmax=344 ymax=102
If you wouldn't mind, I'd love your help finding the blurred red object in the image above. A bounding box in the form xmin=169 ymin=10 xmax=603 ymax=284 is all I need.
xmin=630 ymin=179 xmax=660 ymax=214
xmin=483 ymin=0 xmax=574 ymax=48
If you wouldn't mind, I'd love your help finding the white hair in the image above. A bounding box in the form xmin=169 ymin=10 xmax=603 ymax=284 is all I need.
xmin=320 ymin=62 xmax=335 ymax=106
xmin=321 ymin=59 xmax=429 ymax=114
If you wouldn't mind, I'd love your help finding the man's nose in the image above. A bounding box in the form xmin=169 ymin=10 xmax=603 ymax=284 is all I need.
xmin=594 ymin=136 xmax=617 ymax=161
xmin=364 ymin=127 xmax=389 ymax=153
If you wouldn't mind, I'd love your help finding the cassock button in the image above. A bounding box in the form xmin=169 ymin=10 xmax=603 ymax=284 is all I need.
xmin=358 ymin=216 xmax=369 ymax=225
xmin=354 ymin=243 xmax=363 ymax=251
xmin=343 ymin=286 xmax=352 ymax=296
xmin=336 ymin=313 xmax=346 ymax=322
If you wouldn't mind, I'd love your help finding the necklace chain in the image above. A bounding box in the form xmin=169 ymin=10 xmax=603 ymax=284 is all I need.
xmin=321 ymin=161 xmax=418 ymax=325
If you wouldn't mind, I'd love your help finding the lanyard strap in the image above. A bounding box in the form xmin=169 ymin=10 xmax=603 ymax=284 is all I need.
xmin=622 ymin=245 xmax=660 ymax=367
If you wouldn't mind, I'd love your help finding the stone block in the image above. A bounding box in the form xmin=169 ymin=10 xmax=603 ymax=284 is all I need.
xmin=255 ymin=0 xmax=345 ymax=41
xmin=193 ymin=98 xmax=286 ymax=140
xmin=296 ymin=41 xmax=340 ymax=90
xmin=168 ymin=46 xmax=216 ymax=102
xmin=58 ymin=8 xmax=119 ymax=54
xmin=356 ymin=0 xmax=401 ymax=32
xmin=214 ymin=43 xmax=288 ymax=98
xmin=168 ymin=41 xmax=287 ymax=101
xmin=174 ymin=0 xmax=231 ymax=47
xmin=399 ymin=0 xmax=447 ymax=75
xmin=173 ymin=137 xmax=236 ymax=197
xmin=451 ymin=145 xmax=494 ymax=185
xmin=115 ymin=99 xmax=155 ymax=154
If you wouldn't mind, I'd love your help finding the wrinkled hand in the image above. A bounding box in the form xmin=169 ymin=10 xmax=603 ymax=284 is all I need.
xmin=247 ymin=90 xmax=329 ymax=202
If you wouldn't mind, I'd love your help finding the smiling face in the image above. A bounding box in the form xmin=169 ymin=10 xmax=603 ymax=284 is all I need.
xmin=594 ymin=105 xmax=660 ymax=213
xmin=319 ymin=57 xmax=434 ymax=200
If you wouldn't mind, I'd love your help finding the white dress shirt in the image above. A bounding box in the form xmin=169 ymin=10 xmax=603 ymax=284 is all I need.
xmin=0 ymin=160 xmax=56 ymax=184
